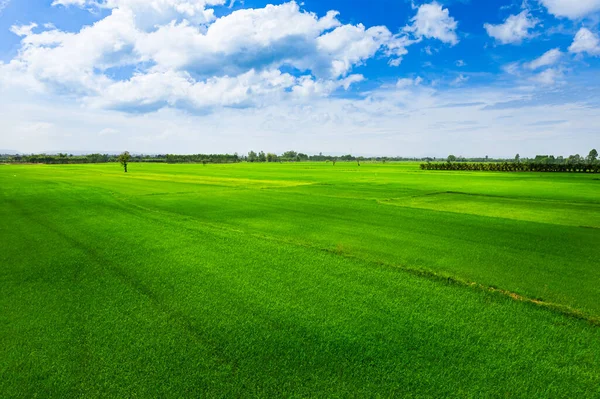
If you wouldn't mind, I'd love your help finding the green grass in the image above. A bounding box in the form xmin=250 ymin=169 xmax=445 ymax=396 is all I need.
xmin=1 ymin=162 xmax=599 ymax=397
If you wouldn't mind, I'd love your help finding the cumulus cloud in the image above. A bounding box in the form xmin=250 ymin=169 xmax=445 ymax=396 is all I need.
xmin=89 ymin=69 xmax=298 ymax=110
xmin=134 ymin=3 xmax=409 ymax=77
xmin=484 ymin=11 xmax=538 ymax=45
xmin=3 ymin=1 xmax=411 ymax=112
xmin=569 ymin=27 xmax=600 ymax=56
xmin=135 ymin=3 xmax=344 ymax=75
xmin=538 ymin=0 xmax=600 ymax=20
xmin=6 ymin=8 xmax=137 ymax=93
xmin=88 ymin=69 xmax=364 ymax=111
xmin=405 ymin=2 xmax=459 ymax=45
xmin=53 ymin=0 xmax=226 ymax=26
xmin=526 ymin=48 xmax=563 ymax=69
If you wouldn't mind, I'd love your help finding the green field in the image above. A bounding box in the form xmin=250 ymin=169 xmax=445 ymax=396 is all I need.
xmin=1 ymin=162 xmax=600 ymax=397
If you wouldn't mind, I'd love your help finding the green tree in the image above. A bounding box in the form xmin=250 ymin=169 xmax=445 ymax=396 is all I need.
xmin=248 ymin=151 xmax=257 ymax=162
xmin=282 ymin=151 xmax=297 ymax=160
xmin=447 ymin=155 xmax=457 ymax=162
xmin=587 ymin=149 xmax=598 ymax=163
xmin=515 ymin=153 xmax=520 ymax=163
xmin=567 ymin=154 xmax=582 ymax=165
xmin=258 ymin=151 xmax=267 ymax=162
xmin=118 ymin=151 xmax=131 ymax=173
xmin=266 ymin=153 xmax=278 ymax=162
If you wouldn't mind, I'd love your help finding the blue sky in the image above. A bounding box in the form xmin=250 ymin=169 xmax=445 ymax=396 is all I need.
xmin=0 ymin=0 xmax=599 ymax=156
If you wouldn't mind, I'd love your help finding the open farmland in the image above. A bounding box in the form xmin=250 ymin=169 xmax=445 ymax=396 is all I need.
xmin=1 ymin=162 xmax=600 ymax=397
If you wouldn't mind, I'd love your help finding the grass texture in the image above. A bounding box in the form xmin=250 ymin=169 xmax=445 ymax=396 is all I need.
xmin=1 ymin=162 xmax=599 ymax=397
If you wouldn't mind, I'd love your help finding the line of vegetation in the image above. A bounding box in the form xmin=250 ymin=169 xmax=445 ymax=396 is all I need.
xmin=422 ymin=150 xmax=599 ymax=173
xmin=2 ymin=149 xmax=598 ymax=170
xmin=0 ymin=152 xmax=242 ymax=164
xmin=0 ymin=151 xmax=424 ymax=164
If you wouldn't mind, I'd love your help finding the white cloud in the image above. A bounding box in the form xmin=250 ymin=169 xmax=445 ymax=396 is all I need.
xmin=3 ymin=79 xmax=598 ymax=157
xmin=52 ymin=0 xmax=86 ymax=5
xmin=53 ymin=0 xmax=227 ymax=26
xmin=396 ymin=76 xmax=423 ymax=88
xmin=135 ymin=3 xmax=408 ymax=77
xmin=484 ymin=11 xmax=538 ymax=45
xmin=503 ymin=62 xmax=521 ymax=75
xmin=526 ymin=48 xmax=563 ymax=69
xmin=10 ymin=23 xmax=38 ymax=37
xmin=531 ymin=68 xmax=564 ymax=85
xmin=316 ymin=24 xmax=408 ymax=76
xmin=451 ymin=74 xmax=469 ymax=85
xmin=500 ymin=49 xmax=566 ymax=86
xmin=405 ymin=2 xmax=459 ymax=45
xmin=569 ymin=28 xmax=600 ymax=56
xmin=292 ymin=74 xmax=364 ymax=97
xmin=3 ymin=1 xmax=411 ymax=112
xmin=88 ymin=68 xmax=364 ymax=111
xmin=135 ymin=3 xmax=342 ymax=75
xmin=6 ymin=8 xmax=137 ymax=93
xmin=538 ymin=0 xmax=600 ymax=19
xmin=90 ymin=69 xmax=299 ymax=110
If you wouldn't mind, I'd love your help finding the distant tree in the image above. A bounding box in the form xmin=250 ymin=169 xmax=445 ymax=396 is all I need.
xmin=248 ymin=151 xmax=257 ymax=162
xmin=297 ymin=153 xmax=309 ymax=161
xmin=588 ymin=149 xmax=598 ymax=163
xmin=515 ymin=153 xmax=520 ymax=163
xmin=258 ymin=151 xmax=267 ymax=162
xmin=266 ymin=153 xmax=278 ymax=162
xmin=447 ymin=155 xmax=457 ymax=162
xmin=567 ymin=154 xmax=582 ymax=165
xmin=118 ymin=151 xmax=131 ymax=173
xmin=282 ymin=150 xmax=298 ymax=160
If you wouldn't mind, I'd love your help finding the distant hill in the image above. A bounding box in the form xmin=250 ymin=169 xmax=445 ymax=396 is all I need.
xmin=0 ymin=149 xmax=19 ymax=155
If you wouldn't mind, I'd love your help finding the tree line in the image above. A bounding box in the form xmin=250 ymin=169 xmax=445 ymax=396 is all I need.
xmin=3 ymin=149 xmax=598 ymax=173
xmin=421 ymin=150 xmax=600 ymax=173
xmin=1 ymin=151 xmax=413 ymax=164
xmin=0 ymin=153 xmax=241 ymax=164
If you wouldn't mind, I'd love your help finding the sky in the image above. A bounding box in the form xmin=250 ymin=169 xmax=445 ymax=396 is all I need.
xmin=0 ymin=0 xmax=599 ymax=157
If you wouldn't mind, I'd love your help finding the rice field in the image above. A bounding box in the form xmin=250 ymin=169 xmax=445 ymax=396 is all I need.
xmin=1 ymin=162 xmax=599 ymax=397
